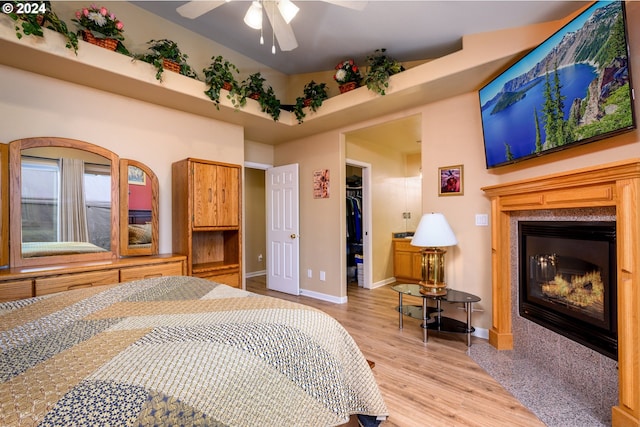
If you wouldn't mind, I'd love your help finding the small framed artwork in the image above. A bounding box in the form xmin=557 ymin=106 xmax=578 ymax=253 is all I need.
xmin=438 ymin=165 xmax=463 ymax=196
xmin=313 ymin=169 xmax=330 ymax=199
xmin=128 ymin=165 xmax=146 ymax=186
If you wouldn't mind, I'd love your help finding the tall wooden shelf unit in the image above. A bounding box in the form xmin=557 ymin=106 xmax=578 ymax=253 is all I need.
xmin=172 ymin=158 xmax=242 ymax=288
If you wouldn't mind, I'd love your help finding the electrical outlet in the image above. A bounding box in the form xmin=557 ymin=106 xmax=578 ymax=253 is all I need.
xmin=307 ymin=269 xmax=312 ymax=278
xmin=258 ymin=254 xmax=263 ymax=262
xmin=320 ymin=271 xmax=326 ymax=281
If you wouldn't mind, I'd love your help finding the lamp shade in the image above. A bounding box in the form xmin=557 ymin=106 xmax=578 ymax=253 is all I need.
xmin=411 ymin=213 xmax=457 ymax=247
xmin=244 ymin=1 xmax=263 ymax=30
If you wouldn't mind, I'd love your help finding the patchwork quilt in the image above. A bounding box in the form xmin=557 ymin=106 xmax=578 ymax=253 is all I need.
xmin=0 ymin=276 xmax=388 ymax=426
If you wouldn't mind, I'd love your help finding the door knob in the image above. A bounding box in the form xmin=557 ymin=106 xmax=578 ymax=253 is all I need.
xmin=290 ymin=234 xmax=297 ymax=239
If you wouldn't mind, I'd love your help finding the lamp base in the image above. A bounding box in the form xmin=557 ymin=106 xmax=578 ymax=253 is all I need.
xmin=419 ymin=281 xmax=447 ymax=296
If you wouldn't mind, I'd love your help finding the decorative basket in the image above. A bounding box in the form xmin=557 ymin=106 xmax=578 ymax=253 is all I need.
xmin=82 ymin=30 xmax=118 ymax=51
xmin=162 ymin=59 xmax=181 ymax=73
xmin=303 ymin=98 xmax=312 ymax=107
xmin=249 ymin=93 xmax=260 ymax=100
xmin=222 ymin=81 xmax=233 ymax=91
xmin=339 ymin=81 xmax=358 ymax=94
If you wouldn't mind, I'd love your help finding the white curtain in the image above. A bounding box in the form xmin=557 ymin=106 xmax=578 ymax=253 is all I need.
xmin=60 ymin=158 xmax=89 ymax=242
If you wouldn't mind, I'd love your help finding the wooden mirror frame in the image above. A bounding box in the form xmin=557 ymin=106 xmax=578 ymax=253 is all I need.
xmin=9 ymin=137 xmax=119 ymax=268
xmin=119 ymin=159 xmax=159 ymax=256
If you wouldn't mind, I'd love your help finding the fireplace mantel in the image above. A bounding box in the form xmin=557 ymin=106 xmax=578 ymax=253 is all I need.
xmin=482 ymin=159 xmax=640 ymax=426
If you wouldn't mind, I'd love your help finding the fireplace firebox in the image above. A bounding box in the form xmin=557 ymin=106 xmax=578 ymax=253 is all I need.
xmin=519 ymin=221 xmax=617 ymax=360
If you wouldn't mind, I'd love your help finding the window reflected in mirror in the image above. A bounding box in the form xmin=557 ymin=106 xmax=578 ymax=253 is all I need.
xmin=20 ymin=147 xmax=112 ymax=257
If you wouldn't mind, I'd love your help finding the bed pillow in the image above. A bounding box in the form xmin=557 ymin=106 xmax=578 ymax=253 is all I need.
xmin=128 ymin=223 xmax=152 ymax=244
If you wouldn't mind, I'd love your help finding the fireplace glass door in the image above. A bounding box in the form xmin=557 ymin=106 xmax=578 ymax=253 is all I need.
xmin=519 ymin=221 xmax=617 ymax=359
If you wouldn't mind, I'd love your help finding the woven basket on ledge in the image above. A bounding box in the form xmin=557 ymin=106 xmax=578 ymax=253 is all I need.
xmin=82 ymin=31 xmax=118 ymax=51
xmin=338 ymin=81 xmax=358 ymax=94
xmin=162 ymin=59 xmax=181 ymax=74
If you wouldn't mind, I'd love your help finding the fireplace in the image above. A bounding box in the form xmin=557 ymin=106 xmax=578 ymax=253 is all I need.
xmin=482 ymin=159 xmax=640 ymax=425
xmin=519 ymin=221 xmax=617 ymax=359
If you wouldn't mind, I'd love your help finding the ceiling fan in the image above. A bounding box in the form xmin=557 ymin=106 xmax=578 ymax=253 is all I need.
xmin=176 ymin=0 xmax=367 ymax=52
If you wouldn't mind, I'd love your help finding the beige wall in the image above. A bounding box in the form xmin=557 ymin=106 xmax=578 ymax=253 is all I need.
xmin=0 ymin=64 xmax=244 ymax=254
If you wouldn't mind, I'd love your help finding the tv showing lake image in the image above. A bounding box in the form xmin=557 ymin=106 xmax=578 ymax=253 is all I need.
xmin=479 ymin=0 xmax=635 ymax=169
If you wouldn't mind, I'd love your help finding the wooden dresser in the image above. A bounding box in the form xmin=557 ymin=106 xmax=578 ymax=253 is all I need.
xmin=0 ymin=254 xmax=186 ymax=302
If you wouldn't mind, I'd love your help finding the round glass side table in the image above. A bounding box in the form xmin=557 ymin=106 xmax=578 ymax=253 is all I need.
xmin=391 ymin=284 xmax=481 ymax=345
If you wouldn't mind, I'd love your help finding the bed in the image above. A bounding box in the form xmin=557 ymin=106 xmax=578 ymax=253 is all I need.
xmin=0 ymin=276 xmax=388 ymax=426
xmin=21 ymin=241 xmax=108 ymax=258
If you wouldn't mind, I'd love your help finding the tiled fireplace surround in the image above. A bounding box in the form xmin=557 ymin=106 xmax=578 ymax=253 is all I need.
xmin=482 ymin=159 xmax=640 ymax=426
xmin=508 ymin=208 xmax=618 ymax=420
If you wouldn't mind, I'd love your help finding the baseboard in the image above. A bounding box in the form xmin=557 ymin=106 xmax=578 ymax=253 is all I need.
xmin=473 ymin=327 xmax=489 ymax=339
xmin=370 ymin=277 xmax=396 ymax=289
xmin=300 ymin=289 xmax=348 ymax=304
xmin=245 ymin=270 xmax=266 ymax=278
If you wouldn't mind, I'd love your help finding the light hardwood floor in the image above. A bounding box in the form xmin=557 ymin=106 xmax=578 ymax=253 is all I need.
xmin=246 ymin=276 xmax=546 ymax=427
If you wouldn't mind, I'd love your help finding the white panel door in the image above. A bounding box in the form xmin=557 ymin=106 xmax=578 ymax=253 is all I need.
xmin=266 ymin=164 xmax=299 ymax=295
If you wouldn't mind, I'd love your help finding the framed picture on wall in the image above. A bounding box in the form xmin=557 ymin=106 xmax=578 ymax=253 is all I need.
xmin=438 ymin=165 xmax=463 ymax=196
xmin=313 ymin=169 xmax=330 ymax=198
xmin=128 ymin=165 xmax=146 ymax=185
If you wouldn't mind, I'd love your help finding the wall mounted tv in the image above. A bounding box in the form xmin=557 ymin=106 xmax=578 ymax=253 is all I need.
xmin=479 ymin=0 xmax=635 ymax=169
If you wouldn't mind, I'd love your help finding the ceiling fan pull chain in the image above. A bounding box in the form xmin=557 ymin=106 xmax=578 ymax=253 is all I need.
xmin=260 ymin=0 xmax=264 ymax=44
xmin=272 ymin=0 xmax=276 ymax=54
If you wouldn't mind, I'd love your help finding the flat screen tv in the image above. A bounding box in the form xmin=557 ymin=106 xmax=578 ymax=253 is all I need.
xmin=479 ymin=0 xmax=635 ymax=169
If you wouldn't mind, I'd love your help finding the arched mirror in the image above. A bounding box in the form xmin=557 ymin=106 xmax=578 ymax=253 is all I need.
xmin=119 ymin=159 xmax=159 ymax=256
xmin=9 ymin=137 xmax=119 ymax=268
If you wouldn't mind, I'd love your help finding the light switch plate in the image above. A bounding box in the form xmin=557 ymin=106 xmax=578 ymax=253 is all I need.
xmin=475 ymin=214 xmax=489 ymax=226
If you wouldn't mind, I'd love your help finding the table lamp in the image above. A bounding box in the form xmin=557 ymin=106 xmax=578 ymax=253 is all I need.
xmin=410 ymin=213 xmax=458 ymax=295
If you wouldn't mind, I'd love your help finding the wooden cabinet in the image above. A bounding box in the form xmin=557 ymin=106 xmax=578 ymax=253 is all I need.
xmin=173 ymin=158 xmax=242 ymax=288
xmin=393 ymin=239 xmax=423 ymax=283
xmin=0 ymin=254 xmax=186 ymax=302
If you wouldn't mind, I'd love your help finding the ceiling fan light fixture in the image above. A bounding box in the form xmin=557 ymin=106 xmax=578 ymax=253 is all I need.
xmin=244 ymin=1 xmax=263 ymax=30
xmin=277 ymin=0 xmax=299 ymax=24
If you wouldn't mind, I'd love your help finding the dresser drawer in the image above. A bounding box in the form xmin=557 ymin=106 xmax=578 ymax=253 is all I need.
xmin=0 ymin=279 xmax=33 ymax=302
xmin=120 ymin=261 xmax=184 ymax=283
xmin=35 ymin=270 xmax=119 ymax=296
xmin=196 ymin=272 xmax=240 ymax=288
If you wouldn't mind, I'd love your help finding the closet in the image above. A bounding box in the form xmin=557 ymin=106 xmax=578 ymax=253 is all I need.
xmin=346 ymin=166 xmax=363 ymax=286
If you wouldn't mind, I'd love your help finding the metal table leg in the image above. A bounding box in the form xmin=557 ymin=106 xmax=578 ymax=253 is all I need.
xmin=398 ymin=292 xmax=403 ymax=329
xmin=422 ymin=297 xmax=428 ymax=343
xmin=466 ymin=302 xmax=472 ymax=347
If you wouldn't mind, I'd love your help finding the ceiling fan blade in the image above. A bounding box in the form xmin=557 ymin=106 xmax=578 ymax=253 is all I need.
xmin=176 ymin=1 xmax=227 ymax=19
xmin=321 ymin=0 xmax=368 ymax=11
xmin=264 ymin=2 xmax=298 ymax=51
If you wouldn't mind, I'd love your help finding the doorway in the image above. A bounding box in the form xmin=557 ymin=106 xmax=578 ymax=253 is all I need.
xmin=345 ymin=161 xmax=372 ymax=289
xmin=344 ymin=114 xmax=422 ymax=289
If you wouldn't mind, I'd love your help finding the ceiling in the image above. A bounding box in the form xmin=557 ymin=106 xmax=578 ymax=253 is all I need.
xmin=132 ymin=1 xmax=589 ymax=75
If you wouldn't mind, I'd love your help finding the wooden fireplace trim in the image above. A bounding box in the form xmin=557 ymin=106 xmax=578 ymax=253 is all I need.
xmin=482 ymin=159 xmax=640 ymax=427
